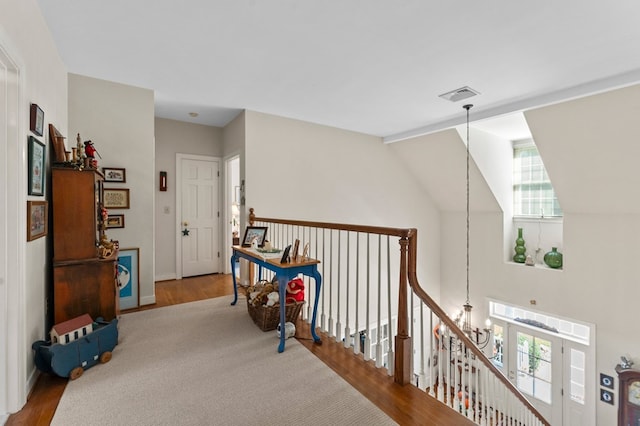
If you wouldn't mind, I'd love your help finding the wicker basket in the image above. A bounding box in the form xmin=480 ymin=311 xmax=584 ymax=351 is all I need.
xmin=246 ymin=297 xmax=304 ymax=332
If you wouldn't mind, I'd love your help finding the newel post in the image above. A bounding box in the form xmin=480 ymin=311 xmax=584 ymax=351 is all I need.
xmin=394 ymin=236 xmax=412 ymax=385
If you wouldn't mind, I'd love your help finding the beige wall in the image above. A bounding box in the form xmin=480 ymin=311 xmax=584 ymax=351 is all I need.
xmin=1 ymin=0 xmax=68 ymax=414
xmin=68 ymin=73 xmax=155 ymax=305
xmin=154 ymin=117 xmax=223 ymax=280
xmin=243 ymin=110 xmax=442 ymax=301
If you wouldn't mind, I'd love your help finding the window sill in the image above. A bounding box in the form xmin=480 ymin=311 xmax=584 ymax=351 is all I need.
xmin=506 ymin=261 xmax=563 ymax=271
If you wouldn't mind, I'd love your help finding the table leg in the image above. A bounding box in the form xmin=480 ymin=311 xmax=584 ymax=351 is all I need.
xmin=277 ymin=275 xmax=289 ymax=353
xmin=310 ymin=269 xmax=322 ymax=344
xmin=230 ymin=255 xmax=238 ymax=305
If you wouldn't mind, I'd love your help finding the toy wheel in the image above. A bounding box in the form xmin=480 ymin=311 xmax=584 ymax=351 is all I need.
xmin=100 ymin=351 xmax=112 ymax=363
xmin=69 ymin=367 xmax=84 ymax=380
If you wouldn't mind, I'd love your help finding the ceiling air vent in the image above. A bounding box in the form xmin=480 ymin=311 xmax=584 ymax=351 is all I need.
xmin=438 ymin=86 xmax=480 ymax=102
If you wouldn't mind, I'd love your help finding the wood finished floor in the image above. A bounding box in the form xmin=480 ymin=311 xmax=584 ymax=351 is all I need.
xmin=6 ymin=274 xmax=472 ymax=426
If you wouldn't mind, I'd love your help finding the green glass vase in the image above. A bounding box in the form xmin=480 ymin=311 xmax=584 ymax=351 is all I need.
xmin=513 ymin=228 xmax=526 ymax=263
xmin=544 ymin=247 xmax=563 ymax=269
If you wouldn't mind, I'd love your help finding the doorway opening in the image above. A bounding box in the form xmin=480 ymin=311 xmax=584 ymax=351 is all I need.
xmin=225 ymin=155 xmax=240 ymax=274
xmin=488 ymin=299 xmax=595 ymax=426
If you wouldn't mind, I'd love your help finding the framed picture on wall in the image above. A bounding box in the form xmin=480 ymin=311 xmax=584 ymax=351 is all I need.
xmin=103 ymin=167 xmax=126 ymax=183
xmin=117 ymin=248 xmax=139 ymax=310
xmin=27 ymin=200 xmax=48 ymax=241
xmin=30 ymin=104 xmax=44 ymax=136
xmin=103 ymin=188 xmax=130 ymax=209
xmin=106 ymin=214 xmax=125 ymax=229
xmin=28 ymin=136 xmax=46 ymax=196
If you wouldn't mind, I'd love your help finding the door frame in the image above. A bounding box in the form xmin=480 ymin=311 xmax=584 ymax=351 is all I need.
xmin=223 ymin=154 xmax=240 ymax=274
xmin=0 ymin=42 xmax=26 ymax=416
xmin=175 ymin=153 xmax=221 ymax=279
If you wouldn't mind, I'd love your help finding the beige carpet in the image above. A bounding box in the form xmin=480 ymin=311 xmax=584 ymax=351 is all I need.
xmin=51 ymin=297 xmax=396 ymax=426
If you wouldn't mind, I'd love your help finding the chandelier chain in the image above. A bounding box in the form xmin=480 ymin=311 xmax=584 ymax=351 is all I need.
xmin=464 ymin=104 xmax=472 ymax=306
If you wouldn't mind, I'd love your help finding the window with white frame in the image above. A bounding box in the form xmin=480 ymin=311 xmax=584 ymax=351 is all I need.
xmin=513 ymin=141 xmax=562 ymax=218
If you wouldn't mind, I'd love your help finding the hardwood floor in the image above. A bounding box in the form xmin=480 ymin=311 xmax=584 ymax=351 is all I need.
xmin=7 ymin=274 xmax=472 ymax=426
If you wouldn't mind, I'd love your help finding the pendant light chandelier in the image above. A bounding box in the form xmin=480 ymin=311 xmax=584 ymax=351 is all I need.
xmin=455 ymin=103 xmax=492 ymax=349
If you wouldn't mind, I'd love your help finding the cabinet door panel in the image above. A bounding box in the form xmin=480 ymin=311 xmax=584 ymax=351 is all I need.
xmin=54 ymin=260 xmax=118 ymax=324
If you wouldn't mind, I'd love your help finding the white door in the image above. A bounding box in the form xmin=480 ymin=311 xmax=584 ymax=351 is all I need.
xmin=507 ymin=325 xmax=562 ymax=425
xmin=178 ymin=155 xmax=220 ymax=277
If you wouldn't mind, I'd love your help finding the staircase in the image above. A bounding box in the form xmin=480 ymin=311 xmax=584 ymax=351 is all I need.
xmin=249 ymin=208 xmax=550 ymax=426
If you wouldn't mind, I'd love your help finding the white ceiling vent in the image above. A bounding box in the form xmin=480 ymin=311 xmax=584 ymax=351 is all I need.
xmin=438 ymin=86 xmax=480 ymax=102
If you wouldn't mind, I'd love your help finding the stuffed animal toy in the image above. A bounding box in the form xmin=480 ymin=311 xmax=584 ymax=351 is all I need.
xmin=286 ymin=278 xmax=305 ymax=304
xmin=265 ymin=292 xmax=279 ymax=307
xmin=249 ymin=282 xmax=275 ymax=306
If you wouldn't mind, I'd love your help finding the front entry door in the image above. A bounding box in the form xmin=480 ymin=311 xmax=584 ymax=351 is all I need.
xmin=507 ymin=325 xmax=562 ymax=425
xmin=179 ymin=155 xmax=220 ymax=277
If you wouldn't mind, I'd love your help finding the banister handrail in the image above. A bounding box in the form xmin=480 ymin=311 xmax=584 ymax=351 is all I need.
xmin=248 ymin=208 xmax=550 ymax=426
xmin=406 ymin=231 xmax=550 ymax=425
xmin=249 ymin=208 xmax=415 ymax=238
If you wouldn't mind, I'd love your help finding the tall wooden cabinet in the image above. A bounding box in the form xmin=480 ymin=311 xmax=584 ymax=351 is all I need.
xmin=52 ymin=167 xmax=119 ymax=324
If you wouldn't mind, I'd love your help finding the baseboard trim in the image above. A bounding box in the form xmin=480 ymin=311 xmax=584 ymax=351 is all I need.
xmin=154 ymin=273 xmax=176 ymax=282
xmin=140 ymin=295 xmax=156 ymax=306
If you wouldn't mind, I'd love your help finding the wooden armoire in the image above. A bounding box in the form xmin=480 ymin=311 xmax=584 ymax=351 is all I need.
xmin=51 ymin=167 xmax=119 ymax=324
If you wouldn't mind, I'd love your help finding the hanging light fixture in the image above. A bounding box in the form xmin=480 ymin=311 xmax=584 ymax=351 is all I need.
xmin=455 ymin=103 xmax=492 ymax=349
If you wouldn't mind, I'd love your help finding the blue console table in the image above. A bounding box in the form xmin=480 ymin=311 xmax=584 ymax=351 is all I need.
xmin=230 ymin=246 xmax=322 ymax=353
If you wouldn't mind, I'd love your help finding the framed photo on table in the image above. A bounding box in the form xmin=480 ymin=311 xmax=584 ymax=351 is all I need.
xmin=241 ymin=226 xmax=268 ymax=247
xmin=28 ymin=136 xmax=46 ymax=196
xmin=117 ymin=248 xmax=139 ymax=310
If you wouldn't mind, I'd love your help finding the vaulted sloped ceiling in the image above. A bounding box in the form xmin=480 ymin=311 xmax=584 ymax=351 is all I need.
xmin=390 ymin=129 xmax=499 ymax=213
xmin=525 ymin=84 xmax=640 ymax=215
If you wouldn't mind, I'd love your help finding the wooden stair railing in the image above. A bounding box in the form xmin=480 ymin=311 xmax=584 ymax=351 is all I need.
xmin=248 ymin=208 xmax=550 ymax=426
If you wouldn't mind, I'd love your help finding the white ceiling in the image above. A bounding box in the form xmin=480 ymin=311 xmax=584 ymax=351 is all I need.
xmin=35 ymin=1 xmax=640 ymax=142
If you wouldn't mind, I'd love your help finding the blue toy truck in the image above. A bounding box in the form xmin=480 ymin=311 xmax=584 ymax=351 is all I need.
xmin=32 ymin=317 xmax=118 ymax=380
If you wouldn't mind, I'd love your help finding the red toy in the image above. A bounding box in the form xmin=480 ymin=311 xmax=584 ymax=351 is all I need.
xmin=286 ymin=278 xmax=305 ymax=303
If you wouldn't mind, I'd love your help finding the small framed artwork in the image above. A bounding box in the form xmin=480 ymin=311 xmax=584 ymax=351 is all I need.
xmin=600 ymin=388 xmax=614 ymax=405
xmin=27 ymin=201 xmax=48 ymax=241
xmin=28 ymin=136 xmax=46 ymax=196
xmin=106 ymin=214 xmax=125 ymax=229
xmin=30 ymin=104 xmax=44 ymax=136
xmin=103 ymin=167 xmax=126 ymax=183
xmin=241 ymin=226 xmax=268 ymax=247
xmin=117 ymin=248 xmax=140 ymax=310
xmin=600 ymin=373 xmax=614 ymax=390
xmin=103 ymin=188 xmax=130 ymax=209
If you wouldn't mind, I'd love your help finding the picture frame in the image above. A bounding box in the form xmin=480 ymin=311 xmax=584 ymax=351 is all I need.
xmin=280 ymin=245 xmax=292 ymax=264
xmin=28 ymin=136 xmax=46 ymax=196
xmin=103 ymin=167 xmax=127 ymax=183
xmin=27 ymin=200 xmax=48 ymax=241
xmin=241 ymin=226 xmax=268 ymax=247
xmin=103 ymin=188 xmax=130 ymax=209
xmin=30 ymin=104 xmax=44 ymax=136
xmin=291 ymin=238 xmax=300 ymax=261
xmin=117 ymin=248 xmax=140 ymax=310
xmin=106 ymin=214 xmax=125 ymax=229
